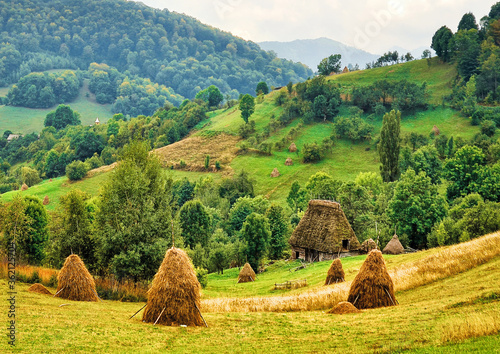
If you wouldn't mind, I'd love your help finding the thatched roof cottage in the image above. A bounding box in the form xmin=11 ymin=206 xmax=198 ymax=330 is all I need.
xmin=288 ymin=200 xmax=361 ymax=262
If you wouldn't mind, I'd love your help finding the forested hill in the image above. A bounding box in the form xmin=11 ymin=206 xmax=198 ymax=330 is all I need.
xmin=0 ymin=0 xmax=312 ymax=98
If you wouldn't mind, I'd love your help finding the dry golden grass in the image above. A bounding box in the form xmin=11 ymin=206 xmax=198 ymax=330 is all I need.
xmin=0 ymin=262 xmax=58 ymax=284
xmin=441 ymin=308 xmax=500 ymax=342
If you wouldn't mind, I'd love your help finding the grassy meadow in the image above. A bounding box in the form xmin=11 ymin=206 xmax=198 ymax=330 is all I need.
xmin=1 ymin=232 xmax=499 ymax=353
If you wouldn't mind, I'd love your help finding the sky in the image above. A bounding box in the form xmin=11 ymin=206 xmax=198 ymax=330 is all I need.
xmin=137 ymin=0 xmax=495 ymax=54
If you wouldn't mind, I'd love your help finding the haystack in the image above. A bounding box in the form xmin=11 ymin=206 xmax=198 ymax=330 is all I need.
xmin=285 ymin=157 xmax=293 ymax=166
xmin=55 ymin=254 xmax=99 ymax=302
xmin=327 ymin=301 xmax=361 ymax=314
xmin=347 ymin=249 xmax=397 ymax=309
xmin=289 ymin=142 xmax=297 ymax=152
xmin=21 ymin=183 xmax=28 ymax=191
xmin=432 ymin=125 xmax=440 ymax=136
xmin=270 ymin=168 xmax=280 ymax=177
xmin=28 ymin=283 xmax=52 ymax=295
xmin=360 ymin=238 xmax=378 ymax=253
xmin=324 ymin=258 xmax=345 ymax=285
xmin=383 ymin=234 xmax=404 ymax=255
xmin=42 ymin=195 xmax=50 ymax=205
xmin=237 ymin=263 xmax=256 ymax=283
xmin=142 ymin=247 xmax=204 ymax=326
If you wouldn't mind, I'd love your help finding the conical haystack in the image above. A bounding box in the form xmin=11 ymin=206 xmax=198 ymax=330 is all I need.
xmin=432 ymin=125 xmax=440 ymax=136
xmin=324 ymin=258 xmax=345 ymax=285
xmin=237 ymin=263 xmax=256 ymax=283
xmin=270 ymin=168 xmax=280 ymax=177
xmin=347 ymin=249 xmax=396 ymax=309
xmin=327 ymin=301 xmax=361 ymax=314
xmin=285 ymin=157 xmax=293 ymax=166
xmin=42 ymin=195 xmax=50 ymax=205
xmin=360 ymin=238 xmax=378 ymax=253
xmin=383 ymin=234 xmax=405 ymax=255
xmin=142 ymin=247 xmax=204 ymax=326
xmin=55 ymin=254 xmax=99 ymax=301
xmin=28 ymin=283 xmax=52 ymax=295
xmin=289 ymin=142 xmax=297 ymax=152
xmin=21 ymin=183 xmax=28 ymax=191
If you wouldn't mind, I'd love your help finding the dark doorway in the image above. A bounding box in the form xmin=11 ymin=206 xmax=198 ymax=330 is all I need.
xmin=342 ymin=239 xmax=349 ymax=249
xmin=295 ymin=251 xmax=300 ymax=259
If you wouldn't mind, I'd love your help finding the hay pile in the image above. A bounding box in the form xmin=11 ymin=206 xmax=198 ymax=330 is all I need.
xmin=360 ymin=238 xmax=378 ymax=253
xmin=383 ymin=234 xmax=405 ymax=255
xmin=432 ymin=125 xmax=440 ymax=136
xmin=55 ymin=254 xmax=99 ymax=302
xmin=285 ymin=158 xmax=293 ymax=166
xmin=288 ymin=200 xmax=360 ymax=254
xmin=347 ymin=249 xmax=397 ymax=309
xmin=324 ymin=258 xmax=345 ymax=285
xmin=28 ymin=283 xmax=52 ymax=295
xmin=21 ymin=183 xmax=28 ymax=191
xmin=270 ymin=168 xmax=280 ymax=177
xmin=142 ymin=247 xmax=204 ymax=326
xmin=237 ymin=263 xmax=256 ymax=283
xmin=42 ymin=195 xmax=50 ymax=205
xmin=289 ymin=142 xmax=297 ymax=152
xmin=327 ymin=301 xmax=361 ymax=314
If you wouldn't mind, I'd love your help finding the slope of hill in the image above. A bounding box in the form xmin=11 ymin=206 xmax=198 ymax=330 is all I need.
xmin=258 ymin=37 xmax=380 ymax=70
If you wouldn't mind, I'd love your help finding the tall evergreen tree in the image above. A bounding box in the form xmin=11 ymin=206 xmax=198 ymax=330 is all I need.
xmin=179 ymin=200 xmax=211 ymax=248
xmin=265 ymin=203 xmax=288 ymax=260
xmin=241 ymin=212 xmax=270 ymax=272
xmin=378 ymin=110 xmax=401 ymax=182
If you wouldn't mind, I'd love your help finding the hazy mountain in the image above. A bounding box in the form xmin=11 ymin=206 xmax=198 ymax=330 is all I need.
xmin=259 ymin=37 xmax=380 ymax=71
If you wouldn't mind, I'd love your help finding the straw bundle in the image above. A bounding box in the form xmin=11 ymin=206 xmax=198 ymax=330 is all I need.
xmin=432 ymin=125 xmax=440 ymax=136
xmin=360 ymin=238 xmax=378 ymax=253
xmin=21 ymin=183 xmax=28 ymax=191
xmin=327 ymin=301 xmax=361 ymax=314
xmin=55 ymin=254 xmax=99 ymax=302
xmin=383 ymin=234 xmax=405 ymax=255
xmin=285 ymin=158 xmax=293 ymax=166
xmin=28 ymin=283 xmax=52 ymax=295
xmin=289 ymin=142 xmax=297 ymax=152
xmin=42 ymin=195 xmax=50 ymax=205
xmin=142 ymin=247 xmax=204 ymax=326
xmin=270 ymin=168 xmax=280 ymax=177
xmin=324 ymin=258 xmax=345 ymax=285
xmin=347 ymin=249 xmax=397 ymax=309
xmin=237 ymin=263 xmax=256 ymax=283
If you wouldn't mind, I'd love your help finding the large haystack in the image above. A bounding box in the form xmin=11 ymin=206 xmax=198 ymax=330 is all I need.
xmin=55 ymin=254 xmax=99 ymax=302
xmin=28 ymin=283 xmax=52 ymax=295
xmin=142 ymin=247 xmax=204 ymax=326
xmin=270 ymin=168 xmax=280 ymax=177
xmin=289 ymin=200 xmax=361 ymax=261
xmin=285 ymin=157 xmax=293 ymax=166
xmin=327 ymin=301 xmax=361 ymax=314
xmin=289 ymin=142 xmax=297 ymax=152
xmin=237 ymin=263 xmax=256 ymax=283
xmin=360 ymin=238 xmax=378 ymax=254
xmin=347 ymin=249 xmax=397 ymax=309
xmin=42 ymin=195 xmax=49 ymax=205
xmin=324 ymin=258 xmax=345 ymax=285
xmin=383 ymin=234 xmax=404 ymax=255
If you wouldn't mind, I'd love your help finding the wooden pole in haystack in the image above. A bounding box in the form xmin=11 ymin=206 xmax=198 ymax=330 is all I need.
xmin=129 ymin=303 xmax=147 ymax=319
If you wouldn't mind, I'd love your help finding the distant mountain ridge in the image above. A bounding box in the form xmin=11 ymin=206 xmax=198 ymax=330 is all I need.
xmin=259 ymin=38 xmax=380 ymax=71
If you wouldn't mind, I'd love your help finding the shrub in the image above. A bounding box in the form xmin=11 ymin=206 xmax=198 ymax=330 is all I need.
xmin=196 ymin=267 xmax=208 ymax=288
xmin=65 ymin=160 xmax=89 ymax=181
xmin=481 ymin=120 xmax=497 ymax=137
xmin=302 ymin=142 xmax=322 ymax=163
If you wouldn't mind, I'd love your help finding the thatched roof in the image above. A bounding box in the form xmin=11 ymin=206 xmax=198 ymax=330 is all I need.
xmin=285 ymin=157 xmax=293 ymax=166
xmin=28 ymin=283 xmax=52 ymax=295
xmin=327 ymin=301 xmax=360 ymax=314
xmin=360 ymin=238 xmax=378 ymax=254
xmin=55 ymin=254 xmax=99 ymax=302
xmin=325 ymin=258 xmax=345 ymax=285
xmin=142 ymin=247 xmax=204 ymax=326
xmin=347 ymin=249 xmax=397 ymax=309
xmin=289 ymin=142 xmax=297 ymax=152
xmin=270 ymin=168 xmax=280 ymax=177
xmin=383 ymin=234 xmax=404 ymax=255
xmin=288 ymin=200 xmax=360 ymax=253
xmin=42 ymin=196 xmax=49 ymax=205
xmin=237 ymin=263 xmax=256 ymax=283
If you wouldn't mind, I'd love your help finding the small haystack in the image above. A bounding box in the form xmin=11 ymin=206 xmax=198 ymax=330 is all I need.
xmin=55 ymin=254 xmax=99 ymax=302
xmin=347 ymin=249 xmax=397 ymax=309
xmin=285 ymin=157 xmax=293 ymax=166
xmin=432 ymin=125 xmax=440 ymax=136
xmin=383 ymin=234 xmax=405 ymax=255
xmin=21 ymin=183 xmax=28 ymax=191
xmin=28 ymin=283 xmax=52 ymax=295
xmin=142 ymin=247 xmax=204 ymax=326
xmin=270 ymin=168 xmax=280 ymax=177
xmin=289 ymin=142 xmax=297 ymax=152
xmin=327 ymin=301 xmax=361 ymax=314
xmin=237 ymin=263 xmax=256 ymax=283
xmin=360 ymin=238 xmax=378 ymax=253
xmin=324 ymin=258 xmax=345 ymax=285
xmin=42 ymin=195 xmax=50 ymax=205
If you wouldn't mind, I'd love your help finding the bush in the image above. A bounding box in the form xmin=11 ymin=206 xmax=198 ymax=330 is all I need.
xmin=481 ymin=120 xmax=497 ymax=137
xmin=196 ymin=267 xmax=208 ymax=288
xmin=65 ymin=160 xmax=89 ymax=181
xmin=27 ymin=270 xmax=41 ymax=284
xmin=302 ymin=142 xmax=322 ymax=163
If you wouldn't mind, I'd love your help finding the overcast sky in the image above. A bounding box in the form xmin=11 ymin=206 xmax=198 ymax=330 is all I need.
xmin=137 ymin=0 xmax=495 ymax=54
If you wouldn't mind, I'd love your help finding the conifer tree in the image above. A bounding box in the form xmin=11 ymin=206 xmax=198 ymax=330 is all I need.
xmin=378 ymin=110 xmax=401 ymax=182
